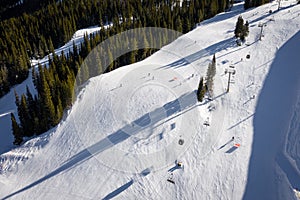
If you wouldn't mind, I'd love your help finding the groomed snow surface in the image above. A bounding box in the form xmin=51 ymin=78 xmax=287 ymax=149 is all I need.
xmin=1 ymin=1 xmax=300 ymax=199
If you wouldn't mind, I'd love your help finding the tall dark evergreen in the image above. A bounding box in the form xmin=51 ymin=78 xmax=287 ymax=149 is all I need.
xmin=235 ymin=16 xmax=244 ymax=38
xmin=244 ymin=0 xmax=269 ymax=9
xmin=175 ymin=17 xmax=183 ymax=33
xmin=20 ymin=94 xmax=34 ymax=136
xmin=206 ymin=54 xmax=217 ymax=97
xmin=197 ymin=77 xmax=206 ymax=102
xmin=39 ymin=71 xmax=56 ymax=130
xmin=26 ymin=86 xmax=37 ymax=134
xmin=11 ymin=113 xmax=23 ymax=145
xmin=244 ymin=0 xmax=252 ymax=9
xmin=234 ymin=16 xmax=249 ymax=42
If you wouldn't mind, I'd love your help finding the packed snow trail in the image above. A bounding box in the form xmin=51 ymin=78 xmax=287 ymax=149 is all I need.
xmin=0 ymin=1 xmax=300 ymax=200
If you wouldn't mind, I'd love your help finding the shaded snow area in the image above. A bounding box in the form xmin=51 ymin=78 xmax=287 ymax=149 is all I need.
xmin=1 ymin=1 xmax=300 ymax=200
xmin=243 ymin=29 xmax=300 ymax=200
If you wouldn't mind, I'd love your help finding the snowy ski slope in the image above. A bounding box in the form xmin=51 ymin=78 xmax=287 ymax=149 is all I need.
xmin=0 ymin=1 xmax=300 ymax=199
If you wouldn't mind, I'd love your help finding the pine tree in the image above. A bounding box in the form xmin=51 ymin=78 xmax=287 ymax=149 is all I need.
xmin=234 ymin=16 xmax=249 ymax=42
xmin=32 ymin=66 xmax=38 ymax=89
xmin=14 ymin=90 xmax=20 ymax=108
xmin=20 ymin=94 xmax=34 ymax=136
xmin=138 ymin=32 xmax=149 ymax=60
xmin=40 ymin=74 xmax=56 ymax=128
xmin=95 ymin=51 xmax=103 ymax=75
xmin=212 ymin=54 xmax=216 ymax=77
xmin=78 ymin=61 xmax=90 ymax=86
xmin=197 ymin=77 xmax=206 ymax=102
xmin=55 ymin=97 xmax=63 ymax=124
xmin=208 ymin=0 xmax=219 ymax=18
xmin=244 ymin=20 xmax=249 ymax=37
xmin=11 ymin=113 xmax=23 ymax=145
xmin=0 ymin=66 xmax=9 ymax=96
xmin=234 ymin=16 xmax=244 ymax=38
xmin=129 ymin=39 xmax=138 ymax=64
xmin=183 ymin=17 xmax=191 ymax=33
xmin=244 ymin=0 xmax=252 ymax=9
xmin=175 ymin=17 xmax=183 ymax=33
xmin=107 ymin=49 xmax=114 ymax=72
xmin=206 ymin=54 xmax=217 ymax=96
xmin=26 ymin=86 xmax=36 ymax=133
xmin=48 ymin=38 xmax=55 ymax=54
xmin=15 ymin=91 xmax=31 ymax=136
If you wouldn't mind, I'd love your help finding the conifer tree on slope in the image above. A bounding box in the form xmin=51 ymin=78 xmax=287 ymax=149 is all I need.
xmin=206 ymin=54 xmax=216 ymax=96
xmin=11 ymin=113 xmax=23 ymax=145
xmin=234 ymin=16 xmax=244 ymax=38
xmin=197 ymin=77 xmax=206 ymax=102
xmin=234 ymin=16 xmax=249 ymax=42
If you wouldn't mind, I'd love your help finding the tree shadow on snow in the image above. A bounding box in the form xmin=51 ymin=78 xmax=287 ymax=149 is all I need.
xmin=227 ymin=114 xmax=254 ymax=130
xmin=101 ymin=167 xmax=152 ymax=199
xmin=200 ymin=3 xmax=244 ymax=26
xmin=102 ymin=179 xmax=134 ymax=200
xmin=249 ymin=4 xmax=297 ymax=26
xmin=158 ymin=38 xmax=236 ymax=69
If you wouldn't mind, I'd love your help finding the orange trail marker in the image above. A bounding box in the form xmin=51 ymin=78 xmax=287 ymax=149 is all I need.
xmin=234 ymin=143 xmax=241 ymax=147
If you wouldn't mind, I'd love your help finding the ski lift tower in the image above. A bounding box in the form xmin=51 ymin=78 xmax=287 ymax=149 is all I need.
xmin=277 ymin=0 xmax=281 ymax=11
xmin=258 ymin=22 xmax=267 ymax=41
xmin=225 ymin=66 xmax=236 ymax=93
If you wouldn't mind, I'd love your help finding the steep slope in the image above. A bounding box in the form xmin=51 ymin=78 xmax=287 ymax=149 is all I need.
xmin=243 ymin=30 xmax=300 ymax=200
xmin=0 ymin=1 xmax=300 ymax=200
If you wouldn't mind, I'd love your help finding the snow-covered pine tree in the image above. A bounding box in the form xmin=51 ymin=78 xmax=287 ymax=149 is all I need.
xmin=244 ymin=20 xmax=250 ymax=37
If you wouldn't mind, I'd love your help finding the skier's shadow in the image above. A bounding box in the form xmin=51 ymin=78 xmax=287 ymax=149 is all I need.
xmin=225 ymin=146 xmax=239 ymax=153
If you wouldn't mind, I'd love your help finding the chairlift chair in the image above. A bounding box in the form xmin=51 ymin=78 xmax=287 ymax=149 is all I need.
xmin=177 ymin=162 xmax=183 ymax=167
xmin=204 ymin=121 xmax=210 ymax=126
xmin=167 ymin=173 xmax=175 ymax=184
